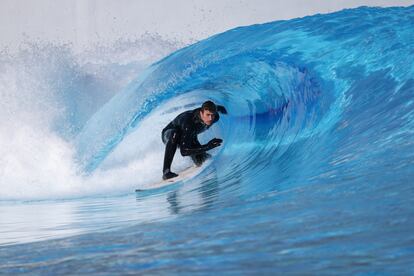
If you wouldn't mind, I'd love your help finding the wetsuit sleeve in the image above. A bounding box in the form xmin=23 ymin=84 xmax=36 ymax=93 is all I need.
xmin=179 ymin=124 xmax=211 ymax=156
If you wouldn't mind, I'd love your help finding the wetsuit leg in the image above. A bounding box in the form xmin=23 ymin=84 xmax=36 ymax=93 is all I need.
xmin=162 ymin=129 xmax=180 ymax=174
xmin=191 ymin=152 xmax=211 ymax=167
xmin=189 ymin=139 xmax=210 ymax=167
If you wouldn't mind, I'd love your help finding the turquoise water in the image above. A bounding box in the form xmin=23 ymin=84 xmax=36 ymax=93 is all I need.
xmin=1 ymin=5 xmax=414 ymax=274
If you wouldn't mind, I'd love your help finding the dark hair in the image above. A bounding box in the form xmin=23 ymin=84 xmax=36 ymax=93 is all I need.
xmin=201 ymin=101 xmax=217 ymax=113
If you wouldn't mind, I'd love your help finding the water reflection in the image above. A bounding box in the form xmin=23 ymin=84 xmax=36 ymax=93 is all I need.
xmin=136 ymin=165 xmax=220 ymax=215
xmin=0 ymin=200 xmax=80 ymax=245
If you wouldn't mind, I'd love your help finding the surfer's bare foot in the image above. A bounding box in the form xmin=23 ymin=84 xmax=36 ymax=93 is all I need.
xmin=163 ymin=171 xmax=178 ymax=180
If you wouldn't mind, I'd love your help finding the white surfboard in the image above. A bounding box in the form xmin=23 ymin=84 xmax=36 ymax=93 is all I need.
xmin=135 ymin=166 xmax=200 ymax=191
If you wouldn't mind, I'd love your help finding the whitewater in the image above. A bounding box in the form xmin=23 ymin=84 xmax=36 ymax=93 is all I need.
xmin=1 ymin=5 xmax=414 ymax=274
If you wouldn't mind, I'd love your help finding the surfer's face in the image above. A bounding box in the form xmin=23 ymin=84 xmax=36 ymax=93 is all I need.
xmin=200 ymin=110 xmax=215 ymax=126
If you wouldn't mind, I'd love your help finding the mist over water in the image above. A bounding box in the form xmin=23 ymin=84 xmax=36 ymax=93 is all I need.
xmin=0 ymin=35 xmax=183 ymax=199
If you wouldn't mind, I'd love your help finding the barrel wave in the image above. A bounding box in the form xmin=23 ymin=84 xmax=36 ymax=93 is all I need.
xmin=1 ymin=6 xmax=414 ymax=274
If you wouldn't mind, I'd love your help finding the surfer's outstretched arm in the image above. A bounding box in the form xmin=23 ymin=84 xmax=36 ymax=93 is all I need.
xmin=180 ymin=138 xmax=222 ymax=156
xmin=179 ymin=126 xmax=222 ymax=156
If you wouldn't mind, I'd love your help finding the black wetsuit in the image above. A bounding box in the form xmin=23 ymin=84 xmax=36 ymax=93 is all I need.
xmin=162 ymin=107 xmax=221 ymax=175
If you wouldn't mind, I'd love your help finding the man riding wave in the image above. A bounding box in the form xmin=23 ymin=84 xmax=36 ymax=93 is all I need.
xmin=161 ymin=100 xmax=227 ymax=180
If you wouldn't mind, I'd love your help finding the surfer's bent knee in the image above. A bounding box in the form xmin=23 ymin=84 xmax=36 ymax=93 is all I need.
xmin=162 ymin=129 xmax=180 ymax=145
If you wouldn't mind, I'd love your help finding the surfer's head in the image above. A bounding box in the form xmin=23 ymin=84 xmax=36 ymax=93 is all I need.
xmin=200 ymin=101 xmax=217 ymax=126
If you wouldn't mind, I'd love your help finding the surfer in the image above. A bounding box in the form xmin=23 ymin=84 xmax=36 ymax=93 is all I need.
xmin=161 ymin=100 xmax=227 ymax=180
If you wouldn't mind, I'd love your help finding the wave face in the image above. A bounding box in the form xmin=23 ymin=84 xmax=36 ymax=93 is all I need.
xmin=1 ymin=6 xmax=414 ymax=274
xmin=76 ymin=4 xmax=414 ymax=192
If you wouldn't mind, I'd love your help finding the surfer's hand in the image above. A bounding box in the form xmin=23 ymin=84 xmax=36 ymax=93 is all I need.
xmin=217 ymin=105 xmax=228 ymax=114
xmin=208 ymin=138 xmax=223 ymax=149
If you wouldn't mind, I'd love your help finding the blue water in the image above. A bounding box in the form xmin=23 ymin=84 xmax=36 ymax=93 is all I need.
xmin=1 ymin=6 xmax=414 ymax=274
